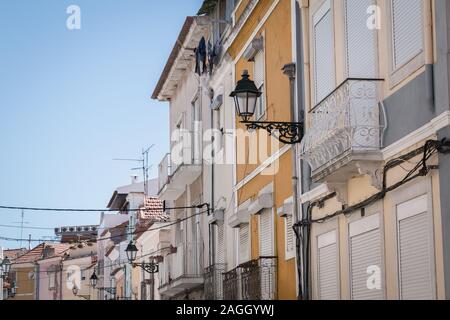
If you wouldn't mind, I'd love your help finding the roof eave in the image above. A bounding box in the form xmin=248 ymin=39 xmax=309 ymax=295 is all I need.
xmin=151 ymin=16 xmax=211 ymax=101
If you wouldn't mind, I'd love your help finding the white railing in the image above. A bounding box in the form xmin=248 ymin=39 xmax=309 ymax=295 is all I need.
xmin=158 ymin=130 xmax=203 ymax=194
xmin=170 ymin=130 xmax=203 ymax=175
xmin=160 ymin=242 xmax=203 ymax=287
xmin=158 ymin=153 xmax=171 ymax=193
xmin=300 ymin=79 xmax=384 ymax=172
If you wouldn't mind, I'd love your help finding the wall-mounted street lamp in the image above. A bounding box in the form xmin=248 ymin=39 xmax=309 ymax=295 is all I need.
xmin=125 ymin=241 xmax=159 ymax=274
xmin=230 ymin=70 xmax=303 ymax=144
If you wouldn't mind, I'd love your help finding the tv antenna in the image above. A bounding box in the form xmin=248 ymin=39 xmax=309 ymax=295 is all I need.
xmin=113 ymin=144 xmax=155 ymax=197
xmin=12 ymin=210 xmax=30 ymax=248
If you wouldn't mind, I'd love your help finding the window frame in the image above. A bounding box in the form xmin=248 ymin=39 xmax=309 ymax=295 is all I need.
xmin=386 ymin=0 xmax=429 ymax=88
xmin=258 ymin=208 xmax=274 ymax=257
xmin=252 ymin=36 xmax=266 ymax=121
xmin=390 ymin=177 xmax=436 ymax=300
xmin=311 ymin=218 xmax=340 ymax=300
xmin=346 ymin=202 xmax=386 ymax=300
xmin=310 ymin=0 xmax=337 ymax=107
xmin=237 ymin=223 xmax=251 ymax=265
xmin=284 ymin=213 xmax=296 ymax=261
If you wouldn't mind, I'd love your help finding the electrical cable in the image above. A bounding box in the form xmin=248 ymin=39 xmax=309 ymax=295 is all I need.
xmin=0 ymin=224 xmax=55 ymax=230
xmin=7 ymin=246 xmax=173 ymax=280
xmin=292 ymin=138 xmax=450 ymax=300
xmin=0 ymin=209 xmax=209 ymax=244
xmin=0 ymin=203 xmax=210 ymax=214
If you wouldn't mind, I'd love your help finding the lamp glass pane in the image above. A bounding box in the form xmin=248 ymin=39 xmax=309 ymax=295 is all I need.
xmin=236 ymin=92 xmax=249 ymax=117
xmin=247 ymin=93 xmax=257 ymax=117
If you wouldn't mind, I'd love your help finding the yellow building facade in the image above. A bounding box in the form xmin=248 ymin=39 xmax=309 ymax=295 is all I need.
xmin=229 ymin=0 xmax=297 ymax=300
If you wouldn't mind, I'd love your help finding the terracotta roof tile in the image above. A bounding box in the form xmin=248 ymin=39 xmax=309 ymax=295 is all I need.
xmin=12 ymin=243 xmax=71 ymax=264
xmin=3 ymin=248 xmax=28 ymax=260
xmin=13 ymin=243 xmax=46 ymax=264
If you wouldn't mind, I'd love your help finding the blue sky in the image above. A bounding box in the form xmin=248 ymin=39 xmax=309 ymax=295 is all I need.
xmin=0 ymin=0 xmax=203 ymax=249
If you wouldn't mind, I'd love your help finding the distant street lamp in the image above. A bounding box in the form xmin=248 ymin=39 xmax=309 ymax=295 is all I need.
xmin=89 ymin=270 xmax=98 ymax=288
xmin=0 ymin=257 xmax=12 ymax=279
xmin=125 ymin=241 xmax=159 ymax=274
xmin=72 ymin=284 xmax=79 ymax=296
xmin=125 ymin=241 xmax=138 ymax=263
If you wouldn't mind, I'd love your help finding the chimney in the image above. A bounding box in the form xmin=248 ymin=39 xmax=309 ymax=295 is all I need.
xmin=131 ymin=175 xmax=139 ymax=184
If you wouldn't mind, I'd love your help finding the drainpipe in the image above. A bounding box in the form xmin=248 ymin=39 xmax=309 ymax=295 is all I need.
xmin=209 ymin=87 xmax=216 ymax=268
xmin=35 ymin=262 xmax=40 ymax=300
xmin=0 ymin=248 xmax=3 ymax=301
xmin=282 ymin=62 xmax=302 ymax=299
xmin=282 ymin=62 xmax=299 ymax=221
xmin=59 ymin=261 xmax=63 ymax=300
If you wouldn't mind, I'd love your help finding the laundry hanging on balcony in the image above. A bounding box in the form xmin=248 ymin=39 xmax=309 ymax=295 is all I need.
xmin=195 ymin=37 xmax=207 ymax=75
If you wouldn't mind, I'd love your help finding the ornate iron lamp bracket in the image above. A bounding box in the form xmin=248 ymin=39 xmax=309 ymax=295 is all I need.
xmin=133 ymin=262 xmax=159 ymax=274
xmin=241 ymin=121 xmax=304 ymax=145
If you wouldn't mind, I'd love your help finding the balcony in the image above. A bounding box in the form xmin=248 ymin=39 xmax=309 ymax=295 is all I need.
xmin=159 ymin=242 xmax=204 ymax=297
xmin=204 ymin=263 xmax=227 ymax=300
xmin=158 ymin=130 xmax=203 ymax=201
xmin=223 ymin=257 xmax=277 ymax=300
xmin=300 ymin=79 xmax=385 ymax=191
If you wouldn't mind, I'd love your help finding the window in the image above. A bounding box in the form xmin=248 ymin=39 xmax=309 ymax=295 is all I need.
xmin=259 ymin=209 xmax=274 ymax=256
xmin=253 ymin=49 xmax=265 ymax=120
xmin=238 ymin=224 xmax=250 ymax=264
xmin=348 ymin=213 xmax=384 ymax=300
xmin=285 ymin=215 xmax=295 ymax=260
xmin=312 ymin=0 xmax=335 ymax=104
xmin=175 ymin=212 xmax=184 ymax=246
xmin=191 ymin=97 xmax=201 ymax=164
xmin=396 ymin=193 xmax=435 ymax=300
xmin=344 ymin=0 xmax=377 ymax=78
xmin=388 ymin=0 xmax=425 ymax=85
xmin=391 ymin=0 xmax=424 ymax=70
xmin=317 ymin=230 xmax=339 ymax=300
xmin=212 ymin=0 xmax=231 ymax=44
xmin=48 ymin=272 xmax=55 ymax=289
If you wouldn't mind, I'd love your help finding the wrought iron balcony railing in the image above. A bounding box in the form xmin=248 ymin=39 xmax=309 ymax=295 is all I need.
xmin=300 ymin=79 xmax=385 ymax=179
xmin=204 ymin=263 xmax=227 ymax=300
xmin=222 ymin=257 xmax=277 ymax=300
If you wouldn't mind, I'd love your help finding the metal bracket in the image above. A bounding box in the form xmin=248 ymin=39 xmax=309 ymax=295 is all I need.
xmin=133 ymin=263 xmax=159 ymax=274
xmin=241 ymin=121 xmax=304 ymax=145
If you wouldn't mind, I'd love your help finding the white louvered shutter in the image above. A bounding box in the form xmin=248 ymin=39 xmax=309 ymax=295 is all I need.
xmin=259 ymin=209 xmax=274 ymax=257
xmin=349 ymin=214 xmax=384 ymax=300
xmin=397 ymin=194 xmax=435 ymax=300
xmin=344 ymin=0 xmax=377 ymax=78
xmin=239 ymin=224 xmax=250 ymax=264
xmin=391 ymin=0 xmax=424 ymax=70
xmin=253 ymin=50 xmax=265 ymax=119
xmin=317 ymin=230 xmax=339 ymax=300
xmin=285 ymin=215 xmax=295 ymax=255
xmin=216 ymin=224 xmax=225 ymax=264
xmin=313 ymin=0 xmax=335 ymax=104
